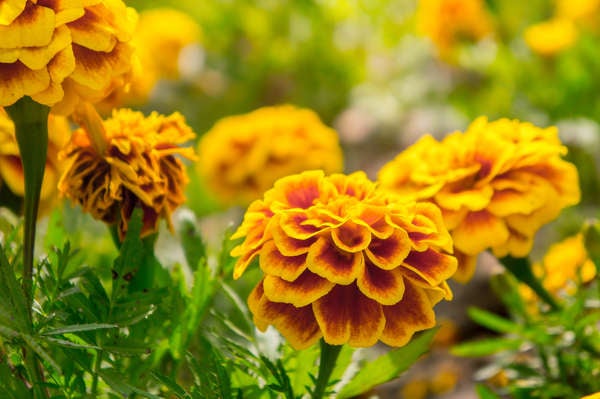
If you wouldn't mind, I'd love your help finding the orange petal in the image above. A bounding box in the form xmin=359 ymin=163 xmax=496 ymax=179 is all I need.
xmin=263 ymin=271 xmax=335 ymax=307
xmin=408 ymin=202 xmax=453 ymax=252
xmin=331 ymin=220 xmax=371 ymax=253
xmin=491 ymin=229 xmax=533 ymax=258
xmin=452 ymin=210 xmax=509 ymax=255
xmin=259 ymin=240 xmax=308 ymax=281
xmin=365 ymin=229 xmax=411 ymax=270
xmin=451 ymin=250 xmax=478 ymax=283
xmin=271 ymin=222 xmax=315 ymax=256
xmin=268 ymin=170 xmax=332 ymax=209
xmin=306 ymin=236 xmax=365 ymax=285
xmin=280 ymin=210 xmax=324 ymax=240
xmin=357 ymin=261 xmax=406 ymax=305
xmin=232 ymin=248 xmax=260 ymax=279
xmin=380 ymin=280 xmax=436 ymax=347
xmin=402 ymin=248 xmax=457 ymax=286
xmin=248 ymin=281 xmax=321 ymax=350
xmin=313 ymin=285 xmax=385 ymax=347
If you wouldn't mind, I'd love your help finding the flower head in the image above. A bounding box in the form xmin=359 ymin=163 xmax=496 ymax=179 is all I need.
xmin=378 ymin=117 xmax=581 ymax=282
xmin=524 ymin=18 xmax=578 ymax=56
xmin=416 ymin=0 xmax=493 ymax=60
xmin=197 ymin=105 xmax=344 ymax=206
xmin=0 ymin=0 xmax=137 ymax=114
xmin=520 ymin=233 xmax=595 ymax=307
xmin=58 ymin=105 xmax=196 ymax=240
xmin=231 ymin=170 xmax=456 ymax=349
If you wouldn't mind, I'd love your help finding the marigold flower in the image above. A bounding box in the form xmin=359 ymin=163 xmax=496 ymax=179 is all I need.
xmin=415 ymin=0 xmax=493 ymax=60
xmin=0 ymin=0 xmax=137 ymax=114
xmin=524 ymin=18 xmax=578 ymax=56
xmin=198 ymin=105 xmax=344 ymax=206
xmin=58 ymin=105 xmax=196 ymax=240
xmin=378 ymin=117 xmax=581 ymax=282
xmin=231 ymin=170 xmax=457 ymax=349
xmin=555 ymin=0 xmax=600 ymax=25
xmin=520 ymin=234 xmax=595 ymax=306
xmin=0 ymin=107 xmax=70 ymax=214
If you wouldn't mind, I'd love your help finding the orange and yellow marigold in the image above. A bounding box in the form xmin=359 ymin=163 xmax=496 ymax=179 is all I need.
xmin=231 ymin=170 xmax=457 ymax=349
xmin=58 ymin=105 xmax=196 ymax=240
xmin=0 ymin=0 xmax=137 ymax=114
xmin=197 ymin=105 xmax=344 ymax=206
xmin=378 ymin=117 xmax=580 ymax=282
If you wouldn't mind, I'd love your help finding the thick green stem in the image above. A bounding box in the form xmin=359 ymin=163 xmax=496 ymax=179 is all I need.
xmin=311 ymin=340 xmax=342 ymax=399
xmin=500 ymin=255 xmax=560 ymax=311
xmin=6 ymin=97 xmax=50 ymax=318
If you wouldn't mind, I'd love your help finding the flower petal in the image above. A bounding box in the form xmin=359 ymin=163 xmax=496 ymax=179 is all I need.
xmin=271 ymin=221 xmax=315 ymax=256
xmin=306 ymin=236 xmax=365 ymax=285
xmin=402 ymin=248 xmax=457 ymax=286
xmin=357 ymin=261 xmax=405 ymax=305
xmin=259 ymin=240 xmax=308 ymax=281
xmin=452 ymin=210 xmax=509 ymax=255
xmin=263 ymin=271 xmax=335 ymax=307
xmin=248 ymin=281 xmax=321 ymax=350
xmin=331 ymin=219 xmax=371 ymax=253
xmin=313 ymin=285 xmax=385 ymax=347
xmin=279 ymin=210 xmax=324 ymax=240
xmin=435 ymin=185 xmax=493 ymax=211
xmin=380 ymin=280 xmax=436 ymax=347
xmin=452 ymin=250 xmax=478 ymax=283
xmin=365 ymin=229 xmax=411 ymax=270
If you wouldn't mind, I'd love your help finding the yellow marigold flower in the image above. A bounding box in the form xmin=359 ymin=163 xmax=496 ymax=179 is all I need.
xmin=198 ymin=105 xmax=344 ymax=206
xmin=230 ymin=170 xmax=457 ymax=349
xmin=0 ymin=0 xmax=137 ymax=114
xmin=520 ymin=234 xmax=595 ymax=306
xmin=97 ymin=8 xmax=202 ymax=112
xmin=524 ymin=18 xmax=578 ymax=56
xmin=0 ymin=107 xmax=70 ymax=214
xmin=416 ymin=0 xmax=493 ymax=60
xmin=58 ymin=104 xmax=196 ymax=240
xmin=378 ymin=117 xmax=581 ymax=282
xmin=555 ymin=0 xmax=600 ymax=24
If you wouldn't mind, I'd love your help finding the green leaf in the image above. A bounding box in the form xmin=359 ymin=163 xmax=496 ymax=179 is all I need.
xmin=178 ymin=217 xmax=207 ymax=272
xmin=451 ymin=337 xmax=523 ymax=357
xmin=42 ymin=323 xmax=117 ymax=336
xmin=0 ymin=243 xmax=30 ymax=333
xmin=337 ymin=328 xmax=437 ymax=399
xmin=0 ymin=359 xmax=31 ymax=399
xmin=111 ymin=208 xmax=145 ymax=301
xmin=468 ymin=307 xmax=521 ymax=334
xmin=98 ymin=369 xmax=161 ymax=398
xmin=151 ymin=371 xmax=191 ymax=399
xmin=475 ymin=384 xmax=501 ymax=399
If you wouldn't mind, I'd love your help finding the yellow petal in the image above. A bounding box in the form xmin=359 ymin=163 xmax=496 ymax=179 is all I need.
xmin=0 ymin=0 xmax=27 ymax=25
xmin=306 ymin=236 xmax=365 ymax=285
xmin=435 ymin=185 xmax=493 ymax=211
xmin=331 ymin=220 xmax=371 ymax=253
xmin=0 ymin=61 xmax=50 ymax=107
xmin=451 ymin=250 xmax=478 ymax=283
xmin=357 ymin=262 xmax=406 ymax=305
xmin=380 ymin=280 xmax=436 ymax=347
xmin=0 ymin=4 xmax=55 ymax=48
xmin=402 ymin=248 xmax=457 ymax=287
xmin=259 ymin=240 xmax=308 ymax=282
xmin=263 ymin=271 xmax=335 ymax=307
xmin=313 ymin=285 xmax=385 ymax=347
xmin=271 ymin=222 xmax=315 ymax=256
xmin=365 ymin=229 xmax=411 ymax=270
xmin=452 ymin=210 xmax=509 ymax=255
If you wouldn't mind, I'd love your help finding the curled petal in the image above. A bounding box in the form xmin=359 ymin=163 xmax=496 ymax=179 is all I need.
xmin=452 ymin=250 xmax=479 ymax=284
xmin=435 ymin=185 xmax=493 ymax=212
xmin=248 ymin=281 xmax=321 ymax=350
xmin=259 ymin=240 xmax=307 ymax=281
xmin=271 ymin=222 xmax=315 ymax=256
xmin=280 ymin=210 xmax=325 ymax=240
xmin=269 ymin=170 xmax=332 ymax=209
xmin=313 ymin=285 xmax=385 ymax=347
xmin=306 ymin=236 xmax=365 ymax=285
xmin=452 ymin=210 xmax=509 ymax=255
xmin=331 ymin=220 xmax=371 ymax=253
xmin=402 ymin=248 xmax=457 ymax=286
xmin=380 ymin=280 xmax=436 ymax=347
xmin=357 ymin=262 xmax=406 ymax=305
xmin=487 ymin=171 xmax=553 ymax=217
xmin=365 ymin=229 xmax=411 ymax=270
xmin=263 ymin=271 xmax=335 ymax=307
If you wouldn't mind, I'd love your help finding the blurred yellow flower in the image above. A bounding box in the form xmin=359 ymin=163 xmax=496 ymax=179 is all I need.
xmin=378 ymin=117 xmax=580 ymax=282
xmin=416 ymin=0 xmax=493 ymax=60
xmin=555 ymin=0 xmax=600 ymax=25
xmin=521 ymin=234 xmax=595 ymax=306
xmin=524 ymin=18 xmax=578 ymax=56
xmin=58 ymin=104 xmax=196 ymax=240
xmin=0 ymin=108 xmax=70 ymax=214
xmin=97 ymin=7 xmax=202 ymax=112
xmin=0 ymin=0 xmax=137 ymax=115
xmin=582 ymin=392 xmax=600 ymax=399
xmin=198 ymin=105 xmax=344 ymax=206
xmin=231 ymin=170 xmax=456 ymax=349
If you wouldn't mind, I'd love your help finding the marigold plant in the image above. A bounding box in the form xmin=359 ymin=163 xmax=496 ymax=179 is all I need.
xmin=378 ymin=117 xmax=581 ymax=282
xmin=0 ymin=0 xmax=137 ymax=114
xmin=230 ymin=170 xmax=457 ymax=349
xmin=0 ymin=108 xmax=70 ymax=214
xmin=58 ymin=105 xmax=196 ymax=240
xmin=197 ymin=105 xmax=344 ymax=206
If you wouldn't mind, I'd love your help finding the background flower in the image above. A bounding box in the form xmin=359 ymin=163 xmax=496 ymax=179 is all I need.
xmin=58 ymin=107 xmax=196 ymax=240
xmin=0 ymin=0 xmax=137 ymax=114
xmin=197 ymin=105 xmax=344 ymax=206
xmin=378 ymin=117 xmax=581 ymax=282
xmin=0 ymin=107 xmax=70 ymax=215
xmin=231 ymin=170 xmax=457 ymax=349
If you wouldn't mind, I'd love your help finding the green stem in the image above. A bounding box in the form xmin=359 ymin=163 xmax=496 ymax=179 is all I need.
xmin=500 ymin=255 xmax=560 ymax=311
xmin=311 ymin=340 xmax=342 ymax=399
xmin=91 ymin=347 xmax=103 ymax=395
xmin=5 ymin=98 xmax=50 ymax=319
